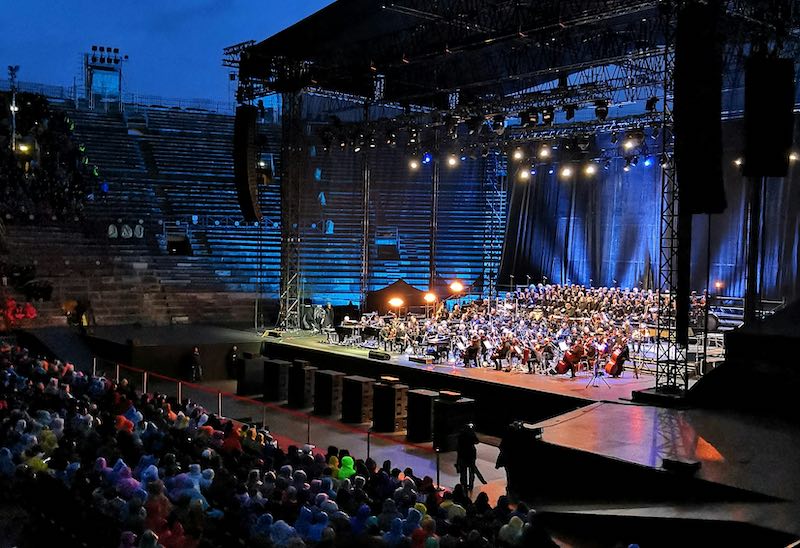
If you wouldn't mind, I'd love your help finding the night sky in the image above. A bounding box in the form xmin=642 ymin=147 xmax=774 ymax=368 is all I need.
xmin=1 ymin=0 xmax=334 ymax=102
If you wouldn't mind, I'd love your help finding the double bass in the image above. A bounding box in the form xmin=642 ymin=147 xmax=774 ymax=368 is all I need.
xmin=604 ymin=339 xmax=629 ymax=377
xmin=556 ymin=341 xmax=583 ymax=375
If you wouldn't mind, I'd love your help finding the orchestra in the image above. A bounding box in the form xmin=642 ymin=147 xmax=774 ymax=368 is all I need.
xmin=329 ymin=283 xmax=708 ymax=379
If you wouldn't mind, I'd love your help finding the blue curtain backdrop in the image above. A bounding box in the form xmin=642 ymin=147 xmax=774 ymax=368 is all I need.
xmin=500 ymin=119 xmax=800 ymax=301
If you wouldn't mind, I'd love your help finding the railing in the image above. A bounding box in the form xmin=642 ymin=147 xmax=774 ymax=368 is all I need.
xmin=0 ymin=78 xmax=235 ymax=114
xmin=92 ymin=359 xmax=468 ymax=489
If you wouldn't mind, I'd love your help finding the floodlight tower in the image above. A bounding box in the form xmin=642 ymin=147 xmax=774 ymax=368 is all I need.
xmin=8 ymin=65 xmax=20 ymax=152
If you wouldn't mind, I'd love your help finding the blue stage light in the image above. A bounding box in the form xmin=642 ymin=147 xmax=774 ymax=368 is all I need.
xmin=643 ymin=157 xmax=653 ymax=167
xmin=422 ymin=152 xmax=433 ymax=164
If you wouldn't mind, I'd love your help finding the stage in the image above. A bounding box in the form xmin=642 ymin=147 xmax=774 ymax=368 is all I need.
xmin=262 ymin=331 xmax=656 ymax=434
xmin=527 ymin=402 xmax=800 ymax=543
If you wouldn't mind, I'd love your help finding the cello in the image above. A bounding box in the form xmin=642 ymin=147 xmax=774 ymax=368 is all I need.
xmin=604 ymin=339 xmax=629 ymax=377
xmin=556 ymin=341 xmax=583 ymax=374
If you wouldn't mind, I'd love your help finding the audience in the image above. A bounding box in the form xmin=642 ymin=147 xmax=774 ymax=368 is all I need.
xmin=0 ymin=341 xmax=563 ymax=547
xmin=0 ymin=91 xmax=96 ymax=224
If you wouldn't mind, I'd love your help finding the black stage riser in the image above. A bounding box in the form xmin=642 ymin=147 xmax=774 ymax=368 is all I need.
xmin=525 ymin=440 xmax=774 ymax=505
xmin=262 ymin=341 xmax=586 ymax=436
xmin=86 ymin=335 xmax=261 ymax=381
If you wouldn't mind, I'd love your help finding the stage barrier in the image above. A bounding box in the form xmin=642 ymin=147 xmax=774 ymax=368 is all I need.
xmin=94 ymin=360 xmax=457 ymax=488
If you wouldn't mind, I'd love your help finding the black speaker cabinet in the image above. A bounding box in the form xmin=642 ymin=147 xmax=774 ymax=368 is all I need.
xmin=288 ymin=362 xmax=316 ymax=409
xmin=236 ymin=357 xmax=264 ymax=396
xmin=369 ymin=350 xmax=391 ymax=360
xmin=433 ymin=396 xmax=476 ymax=452
xmin=313 ymin=370 xmax=346 ymax=417
xmin=372 ymin=382 xmax=408 ymax=433
xmin=263 ymin=359 xmax=290 ymax=402
xmin=407 ymin=389 xmax=438 ymax=442
xmin=674 ymin=0 xmax=726 ymax=214
xmin=233 ymin=104 xmax=261 ymax=222
xmin=744 ymin=56 xmax=795 ymax=177
xmin=341 ymin=375 xmax=375 ymax=424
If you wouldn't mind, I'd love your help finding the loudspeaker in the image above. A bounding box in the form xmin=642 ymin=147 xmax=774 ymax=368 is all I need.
xmin=744 ymin=57 xmax=795 ymax=177
xmin=233 ymin=104 xmax=262 ymax=222
xmin=407 ymin=389 xmax=437 ymax=442
xmin=673 ymin=0 xmax=726 ymax=214
xmin=432 ymin=396 xmax=475 ymax=452
xmin=369 ymin=350 xmax=391 ymax=361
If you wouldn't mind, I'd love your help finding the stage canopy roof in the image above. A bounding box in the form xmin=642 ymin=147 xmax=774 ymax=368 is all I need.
xmin=239 ymin=0 xmax=669 ymax=108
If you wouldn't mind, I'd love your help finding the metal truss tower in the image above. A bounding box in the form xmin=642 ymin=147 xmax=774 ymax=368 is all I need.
xmin=278 ymin=92 xmax=304 ymax=330
xmin=654 ymin=4 xmax=688 ymax=392
xmin=482 ymin=152 xmax=507 ymax=302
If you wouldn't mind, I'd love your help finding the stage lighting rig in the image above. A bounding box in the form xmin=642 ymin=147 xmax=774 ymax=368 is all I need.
xmin=518 ymin=168 xmax=531 ymax=181
xmin=512 ymin=147 xmax=525 ymax=161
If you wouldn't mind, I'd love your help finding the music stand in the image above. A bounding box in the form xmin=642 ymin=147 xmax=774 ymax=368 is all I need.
xmin=585 ymin=359 xmax=611 ymax=389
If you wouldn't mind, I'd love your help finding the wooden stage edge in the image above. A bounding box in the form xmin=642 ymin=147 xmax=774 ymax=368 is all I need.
xmin=265 ymin=332 xmax=655 ymax=405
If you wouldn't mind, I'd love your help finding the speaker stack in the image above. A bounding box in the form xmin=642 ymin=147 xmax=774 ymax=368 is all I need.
xmin=372 ymin=379 xmax=408 ymax=433
xmin=263 ymin=359 xmax=290 ymax=402
xmin=433 ymin=391 xmax=476 ymax=452
xmin=233 ymin=104 xmax=262 ymax=222
xmin=341 ymin=375 xmax=375 ymax=423
xmin=288 ymin=360 xmax=316 ymax=409
xmin=313 ymin=370 xmax=346 ymax=417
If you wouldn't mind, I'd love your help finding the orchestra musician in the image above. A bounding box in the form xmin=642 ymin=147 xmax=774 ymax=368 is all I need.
xmin=463 ymin=335 xmax=481 ymax=368
xmin=492 ymin=336 xmax=512 ymax=371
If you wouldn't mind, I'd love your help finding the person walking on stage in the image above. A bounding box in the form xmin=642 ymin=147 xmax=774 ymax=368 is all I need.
xmin=456 ymin=423 xmax=487 ymax=491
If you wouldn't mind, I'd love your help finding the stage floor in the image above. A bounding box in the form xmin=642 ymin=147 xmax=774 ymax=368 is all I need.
xmin=533 ymin=401 xmax=800 ymax=503
xmin=271 ymin=332 xmax=655 ymax=404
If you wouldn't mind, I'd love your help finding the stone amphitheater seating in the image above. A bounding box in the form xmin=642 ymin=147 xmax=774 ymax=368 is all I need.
xmin=1 ymin=105 xmax=280 ymax=327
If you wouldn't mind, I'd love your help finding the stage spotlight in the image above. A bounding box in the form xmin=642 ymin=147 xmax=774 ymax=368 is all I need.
xmin=541 ymin=107 xmax=554 ymax=126
xmin=660 ymin=154 xmax=669 ymax=168
xmin=733 ymin=157 xmax=743 ymax=167
xmin=623 ymin=158 xmax=633 ymax=172
xmin=790 ymin=152 xmax=798 ymax=162
xmin=409 ymin=159 xmax=420 ymax=170
xmin=422 ymin=152 xmax=433 ymax=164
xmin=651 ymin=123 xmax=660 ymax=139
xmin=424 ymin=292 xmax=437 ymax=303
xmin=564 ymin=104 xmax=577 ymax=120
xmin=538 ymin=145 xmax=551 ymax=159
xmin=447 ymin=154 xmax=459 ymax=167
xmin=520 ymin=109 xmax=537 ymax=128
xmin=714 ymin=280 xmax=724 ymax=290
xmin=512 ymin=148 xmax=525 ymax=161
xmin=643 ymin=156 xmax=653 ymax=167
xmin=467 ymin=116 xmax=485 ymax=135
xmin=584 ymin=163 xmax=597 ymax=176
xmin=388 ymin=297 xmax=404 ymax=308
xmin=631 ymin=156 xmax=639 ymax=167
xmin=368 ymin=134 xmax=377 ymax=149
xmin=623 ymin=138 xmax=636 ymax=150
xmin=645 ymin=96 xmax=659 ymax=112
xmin=449 ymin=281 xmax=464 ymax=293
xmin=492 ymin=114 xmax=506 ymax=135
xmin=548 ymin=168 xmax=555 ymax=175
xmin=17 ymin=143 xmax=31 ymax=153
xmin=594 ymin=100 xmax=609 ymax=121
xmin=559 ymin=166 xmax=573 ymax=178
xmin=409 ymin=128 xmax=418 ymax=144
xmin=518 ymin=168 xmax=531 ymax=181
